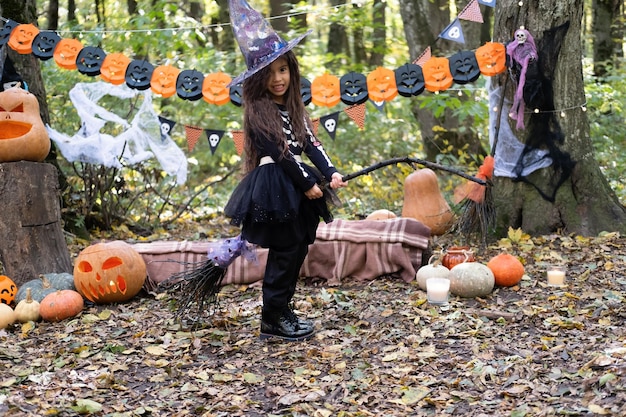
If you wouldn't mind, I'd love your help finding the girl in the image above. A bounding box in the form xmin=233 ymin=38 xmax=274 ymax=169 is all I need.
xmin=224 ymin=50 xmax=348 ymax=341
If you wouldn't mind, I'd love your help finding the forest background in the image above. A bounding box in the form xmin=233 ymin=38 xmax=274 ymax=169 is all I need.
xmin=1 ymin=0 xmax=625 ymax=240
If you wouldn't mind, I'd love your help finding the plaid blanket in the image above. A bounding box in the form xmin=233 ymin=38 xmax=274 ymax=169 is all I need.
xmin=132 ymin=218 xmax=430 ymax=292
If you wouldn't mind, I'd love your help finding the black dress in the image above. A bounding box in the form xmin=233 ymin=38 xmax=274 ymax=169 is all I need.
xmin=224 ymin=105 xmax=339 ymax=249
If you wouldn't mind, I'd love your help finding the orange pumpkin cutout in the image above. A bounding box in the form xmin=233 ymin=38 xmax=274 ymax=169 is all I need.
xmin=202 ymin=72 xmax=232 ymax=105
xmin=422 ymin=57 xmax=453 ymax=93
xmin=0 ymin=87 xmax=51 ymax=162
xmin=7 ymin=23 xmax=39 ymax=54
xmin=53 ymin=38 xmax=84 ymax=70
xmin=311 ymin=73 xmax=341 ymax=107
xmin=100 ymin=53 xmax=131 ymax=85
xmin=475 ymin=42 xmax=506 ymax=76
xmin=367 ymin=67 xmax=398 ymax=102
xmin=0 ymin=275 xmax=17 ymax=305
xmin=73 ymin=241 xmax=146 ymax=304
xmin=150 ymin=65 xmax=181 ymax=98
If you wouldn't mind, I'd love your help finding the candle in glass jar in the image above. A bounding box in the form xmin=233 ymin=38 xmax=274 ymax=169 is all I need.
xmin=426 ymin=278 xmax=450 ymax=305
xmin=547 ymin=265 xmax=566 ymax=286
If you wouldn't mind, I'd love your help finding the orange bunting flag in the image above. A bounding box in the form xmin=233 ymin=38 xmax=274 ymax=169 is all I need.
xmin=453 ymin=155 xmax=495 ymax=204
xmin=344 ymin=103 xmax=366 ymax=130
xmin=231 ymin=129 xmax=244 ymax=156
xmin=184 ymin=125 xmax=203 ymax=152
xmin=311 ymin=117 xmax=320 ymax=136
xmin=413 ymin=46 xmax=432 ymax=66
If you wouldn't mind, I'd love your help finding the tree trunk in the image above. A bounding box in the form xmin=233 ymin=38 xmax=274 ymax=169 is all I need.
xmin=368 ymin=0 xmax=387 ymax=67
xmin=490 ymin=0 xmax=626 ymax=236
xmin=398 ymin=0 xmax=487 ymax=162
xmin=0 ymin=162 xmax=73 ymax=285
xmin=592 ymin=0 xmax=621 ymax=77
xmin=326 ymin=0 xmax=349 ymax=72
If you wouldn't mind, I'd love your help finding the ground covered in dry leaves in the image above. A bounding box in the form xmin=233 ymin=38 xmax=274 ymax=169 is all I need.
xmin=1 ymin=225 xmax=626 ymax=416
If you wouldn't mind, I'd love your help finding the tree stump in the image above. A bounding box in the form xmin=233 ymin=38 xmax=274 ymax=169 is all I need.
xmin=0 ymin=161 xmax=72 ymax=285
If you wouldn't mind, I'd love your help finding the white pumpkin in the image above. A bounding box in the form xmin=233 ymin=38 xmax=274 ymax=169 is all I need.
xmin=449 ymin=261 xmax=494 ymax=298
xmin=0 ymin=303 xmax=16 ymax=329
xmin=416 ymin=255 xmax=451 ymax=291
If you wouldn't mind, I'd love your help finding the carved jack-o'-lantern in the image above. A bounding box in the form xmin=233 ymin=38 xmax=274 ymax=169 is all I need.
xmin=475 ymin=42 xmax=506 ymax=76
xmin=300 ymin=77 xmax=312 ymax=106
xmin=8 ymin=23 xmax=40 ymax=55
xmin=0 ymin=19 xmax=19 ymax=47
xmin=229 ymin=84 xmax=243 ymax=107
xmin=125 ymin=59 xmax=154 ymax=90
xmin=176 ymin=69 xmax=205 ymax=101
xmin=31 ymin=31 xmax=61 ymax=61
xmin=311 ymin=73 xmax=341 ymax=107
xmin=73 ymin=241 xmax=147 ymax=304
xmin=449 ymin=50 xmax=481 ymax=85
xmin=76 ymin=46 xmax=106 ymax=76
xmin=0 ymin=87 xmax=51 ymax=162
xmin=53 ymin=38 xmax=84 ymax=70
xmin=394 ymin=63 xmax=425 ymax=97
xmin=367 ymin=67 xmax=398 ymax=102
xmin=422 ymin=57 xmax=453 ymax=92
xmin=150 ymin=65 xmax=181 ymax=98
xmin=202 ymin=72 xmax=232 ymax=105
xmin=340 ymin=72 xmax=369 ymax=106
xmin=100 ymin=53 xmax=131 ymax=85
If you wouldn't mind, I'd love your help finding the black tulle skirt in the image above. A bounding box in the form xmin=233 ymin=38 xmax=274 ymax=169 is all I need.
xmin=224 ymin=163 xmax=333 ymax=248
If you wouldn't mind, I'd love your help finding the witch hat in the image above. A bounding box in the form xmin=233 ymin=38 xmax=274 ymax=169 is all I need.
xmin=228 ymin=0 xmax=311 ymax=86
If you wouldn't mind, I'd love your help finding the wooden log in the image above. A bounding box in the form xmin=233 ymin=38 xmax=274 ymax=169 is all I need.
xmin=0 ymin=161 xmax=72 ymax=285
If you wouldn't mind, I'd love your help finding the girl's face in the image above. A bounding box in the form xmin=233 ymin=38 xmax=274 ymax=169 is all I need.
xmin=266 ymin=57 xmax=290 ymax=104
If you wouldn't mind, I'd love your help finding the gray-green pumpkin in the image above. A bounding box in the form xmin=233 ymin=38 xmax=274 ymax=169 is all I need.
xmin=449 ymin=261 xmax=494 ymax=298
xmin=15 ymin=273 xmax=76 ymax=303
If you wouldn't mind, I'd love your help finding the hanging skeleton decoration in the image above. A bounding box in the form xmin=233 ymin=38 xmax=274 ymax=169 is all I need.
xmin=506 ymin=28 xmax=537 ymax=130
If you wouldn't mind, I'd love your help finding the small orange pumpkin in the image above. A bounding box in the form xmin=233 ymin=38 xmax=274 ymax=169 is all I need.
xmin=73 ymin=241 xmax=146 ymax=304
xmin=0 ymin=87 xmax=51 ymax=162
xmin=100 ymin=53 xmax=131 ymax=85
xmin=39 ymin=290 xmax=84 ymax=322
xmin=53 ymin=38 xmax=84 ymax=70
xmin=7 ymin=23 xmax=40 ymax=54
xmin=202 ymin=72 xmax=232 ymax=105
xmin=151 ymin=65 xmax=181 ymax=98
xmin=367 ymin=67 xmax=398 ymax=102
xmin=487 ymin=252 xmax=525 ymax=287
xmin=0 ymin=275 xmax=17 ymax=305
xmin=311 ymin=73 xmax=341 ymax=107
xmin=475 ymin=42 xmax=506 ymax=77
xmin=421 ymin=57 xmax=453 ymax=93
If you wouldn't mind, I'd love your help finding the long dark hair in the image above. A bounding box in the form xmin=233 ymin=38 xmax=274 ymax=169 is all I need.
xmin=241 ymin=50 xmax=310 ymax=173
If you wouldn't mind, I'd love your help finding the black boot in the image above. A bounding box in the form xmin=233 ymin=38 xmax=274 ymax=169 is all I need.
xmin=260 ymin=309 xmax=314 ymax=341
xmin=283 ymin=306 xmax=314 ymax=334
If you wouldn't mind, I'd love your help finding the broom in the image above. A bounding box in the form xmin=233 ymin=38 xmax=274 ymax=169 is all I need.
xmin=162 ymin=157 xmax=487 ymax=318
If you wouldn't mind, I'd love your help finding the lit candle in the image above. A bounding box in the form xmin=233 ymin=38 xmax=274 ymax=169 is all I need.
xmin=426 ymin=278 xmax=450 ymax=305
xmin=547 ymin=266 xmax=566 ymax=286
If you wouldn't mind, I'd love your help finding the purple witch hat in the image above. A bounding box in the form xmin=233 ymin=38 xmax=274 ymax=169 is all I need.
xmin=228 ymin=0 xmax=311 ymax=86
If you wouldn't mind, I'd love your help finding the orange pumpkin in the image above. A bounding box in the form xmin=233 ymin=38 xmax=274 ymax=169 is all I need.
xmin=7 ymin=23 xmax=40 ymax=54
xmin=475 ymin=42 xmax=506 ymax=77
xmin=74 ymin=241 xmax=147 ymax=304
xmin=311 ymin=73 xmax=341 ymax=107
xmin=100 ymin=53 xmax=131 ymax=85
xmin=0 ymin=87 xmax=51 ymax=162
xmin=401 ymin=168 xmax=454 ymax=235
xmin=0 ymin=275 xmax=17 ymax=305
xmin=151 ymin=65 xmax=181 ymax=98
xmin=422 ymin=57 xmax=453 ymax=93
xmin=53 ymin=38 xmax=84 ymax=70
xmin=487 ymin=252 xmax=525 ymax=287
xmin=367 ymin=67 xmax=398 ymax=102
xmin=202 ymin=72 xmax=232 ymax=105
xmin=39 ymin=290 xmax=84 ymax=322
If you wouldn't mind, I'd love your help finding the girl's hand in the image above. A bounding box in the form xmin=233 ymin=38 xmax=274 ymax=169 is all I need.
xmin=330 ymin=172 xmax=348 ymax=189
xmin=305 ymin=184 xmax=323 ymax=199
